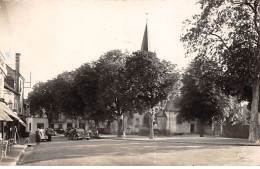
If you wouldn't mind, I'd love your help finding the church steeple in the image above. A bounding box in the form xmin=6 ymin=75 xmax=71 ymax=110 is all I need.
xmin=141 ymin=15 xmax=150 ymax=51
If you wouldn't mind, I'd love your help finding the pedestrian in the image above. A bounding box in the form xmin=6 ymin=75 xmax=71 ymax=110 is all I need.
xmin=14 ymin=126 xmax=18 ymax=144
xmin=154 ymin=123 xmax=159 ymax=137
xmin=46 ymin=128 xmax=52 ymax=141
xmin=35 ymin=128 xmax=41 ymax=145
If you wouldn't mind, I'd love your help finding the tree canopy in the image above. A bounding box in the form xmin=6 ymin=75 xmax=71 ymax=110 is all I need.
xmin=27 ymin=49 xmax=180 ymax=138
xmin=179 ymin=59 xmax=228 ymax=136
xmin=181 ymin=0 xmax=260 ymax=141
xmin=27 ymin=81 xmax=59 ymax=126
xmin=125 ymin=51 xmax=180 ymax=111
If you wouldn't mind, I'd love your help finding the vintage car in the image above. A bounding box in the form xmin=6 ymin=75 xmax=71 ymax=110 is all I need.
xmin=67 ymin=128 xmax=90 ymax=141
xmin=45 ymin=128 xmax=57 ymax=136
xmin=54 ymin=128 xmax=64 ymax=134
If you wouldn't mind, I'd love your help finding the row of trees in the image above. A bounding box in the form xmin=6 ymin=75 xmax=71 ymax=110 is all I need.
xmin=28 ymin=0 xmax=260 ymax=141
xmin=28 ymin=50 xmax=180 ymax=137
xmin=180 ymin=0 xmax=260 ymax=141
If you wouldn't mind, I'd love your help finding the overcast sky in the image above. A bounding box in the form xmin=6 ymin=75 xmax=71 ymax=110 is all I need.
xmin=3 ymin=0 xmax=201 ymax=97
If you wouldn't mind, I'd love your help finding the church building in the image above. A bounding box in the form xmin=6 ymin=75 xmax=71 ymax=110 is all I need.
xmin=109 ymin=21 xmax=197 ymax=135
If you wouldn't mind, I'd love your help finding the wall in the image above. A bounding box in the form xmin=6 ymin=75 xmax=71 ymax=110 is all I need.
xmin=109 ymin=111 xmax=194 ymax=135
xmin=165 ymin=111 xmax=177 ymax=134
xmin=176 ymin=121 xmax=191 ymax=134
xmin=222 ymin=125 xmax=249 ymax=139
xmin=109 ymin=113 xmax=144 ymax=135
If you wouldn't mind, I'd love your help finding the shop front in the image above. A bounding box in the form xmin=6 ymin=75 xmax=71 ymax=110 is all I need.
xmin=0 ymin=102 xmax=26 ymax=140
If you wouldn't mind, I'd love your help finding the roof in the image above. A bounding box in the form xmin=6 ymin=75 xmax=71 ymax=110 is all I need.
xmin=141 ymin=23 xmax=150 ymax=51
xmin=6 ymin=64 xmax=25 ymax=81
xmin=163 ymin=95 xmax=180 ymax=112
xmin=156 ymin=110 xmax=167 ymax=117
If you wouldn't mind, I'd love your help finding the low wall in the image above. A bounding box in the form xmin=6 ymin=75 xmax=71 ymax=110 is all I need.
xmin=222 ymin=125 xmax=250 ymax=139
xmin=198 ymin=124 xmax=254 ymax=139
xmin=211 ymin=125 xmax=259 ymax=139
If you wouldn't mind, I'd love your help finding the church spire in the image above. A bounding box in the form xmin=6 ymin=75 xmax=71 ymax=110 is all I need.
xmin=141 ymin=14 xmax=150 ymax=51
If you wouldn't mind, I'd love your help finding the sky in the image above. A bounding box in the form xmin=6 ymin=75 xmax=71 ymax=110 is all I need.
xmin=2 ymin=0 xmax=201 ymax=98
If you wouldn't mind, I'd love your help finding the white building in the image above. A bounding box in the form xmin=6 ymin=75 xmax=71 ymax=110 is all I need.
xmin=26 ymin=112 xmax=91 ymax=134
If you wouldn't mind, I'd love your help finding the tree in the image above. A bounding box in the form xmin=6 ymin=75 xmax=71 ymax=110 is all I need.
xmin=53 ymin=71 xmax=85 ymax=125
xmin=28 ymin=81 xmax=59 ymax=127
xmin=125 ymin=51 xmax=180 ymax=139
xmin=179 ymin=59 xmax=228 ymax=137
xmin=181 ymin=0 xmax=260 ymax=142
xmin=74 ymin=63 xmax=111 ymax=128
xmin=222 ymin=97 xmax=245 ymax=126
xmin=94 ymin=50 xmax=133 ymax=137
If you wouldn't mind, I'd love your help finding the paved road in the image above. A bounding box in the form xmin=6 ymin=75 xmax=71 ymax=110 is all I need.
xmin=18 ymin=136 xmax=260 ymax=166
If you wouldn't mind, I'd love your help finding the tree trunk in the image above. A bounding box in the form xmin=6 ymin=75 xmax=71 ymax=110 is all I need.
xmin=149 ymin=114 xmax=154 ymax=139
xmin=249 ymin=79 xmax=260 ymax=142
xmin=76 ymin=118 xmax=79 ymax=128
xmin=220 ymin=120 xmax=223 ymax=136
xmin=212 ymin=122 xmax=215 ymax=136
xmin=199 ymin=120 xmax=204 ymax=137
xmin=117 ymin=116 xmax=122 ymax=137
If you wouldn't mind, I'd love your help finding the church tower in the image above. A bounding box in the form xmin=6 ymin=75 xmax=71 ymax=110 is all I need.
xmin=141 ymin=21 xmax=150 ymax=52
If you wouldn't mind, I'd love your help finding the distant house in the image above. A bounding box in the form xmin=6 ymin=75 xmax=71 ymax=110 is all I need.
xmin=26 ymin=110 xmax=91 ymax=134
xmin=109 ymin=94 xmax=197 ymax=135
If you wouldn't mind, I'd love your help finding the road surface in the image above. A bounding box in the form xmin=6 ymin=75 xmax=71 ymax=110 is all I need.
xmin=18 ymin=136 xmax=260 ymax=166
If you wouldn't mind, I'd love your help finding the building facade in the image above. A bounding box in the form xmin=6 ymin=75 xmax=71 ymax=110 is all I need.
xmin=26 ymin=112 xmax=91 ymax=134
xmin=109 ymin=95 xmax=198 ymax=135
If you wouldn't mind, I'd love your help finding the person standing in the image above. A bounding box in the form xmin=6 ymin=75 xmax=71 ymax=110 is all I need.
xmin=46 ymin=128 xmax=52 ymax=141
xmin=13 ymin=126 xmax=18 ymax=144
xmin=35 ymin=128 xmax=41 ymax=145
xmin=154 ymin=123 xmax=159 ymax=138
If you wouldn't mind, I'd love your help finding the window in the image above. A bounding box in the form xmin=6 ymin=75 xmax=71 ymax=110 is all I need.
xmin=0 ymin=121 xmax=3 ymax=132
xmin=135 ymin=118 xmax=139 ymax=128
xmin=143 ymin=114 xmax=149 ymax=127
xmin=79 ymin=123 xmax=85 ymax=129
xmin=37 ymin=123 xmax=44 ymax=129
xmin=50 ymin=124 xmax=54 ymax=129
xmin=176 ymin=114 xmax=182 ymax=124
xmin=127 ymin=117 xmax=133 ymax=126
xmin=67 ymin=123 xmax=72 ymax=128
xmin=58 ymin=124 xmax=62 ymax=129
xmin=20 ymin=81 xmax=22 ymax=92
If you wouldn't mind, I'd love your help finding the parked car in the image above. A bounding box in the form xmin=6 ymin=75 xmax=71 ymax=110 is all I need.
xmin=67 ymin=128 xmax=90 ymax=141
xmin=86 ymin=129 xmax=100 ymax=139
xmin=64 ymin=127 xmax=73 ymax=137
xmin=45 ymin=128 xmax=57 ymax=136
xmin=54 ymin=128 xmax=64 ymax=134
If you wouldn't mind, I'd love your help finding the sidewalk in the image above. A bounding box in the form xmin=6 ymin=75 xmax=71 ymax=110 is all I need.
xmin=0 ymin=144 xmax=27 ymax=166
xmin=100 ymin=134 xmax=260 ymax=146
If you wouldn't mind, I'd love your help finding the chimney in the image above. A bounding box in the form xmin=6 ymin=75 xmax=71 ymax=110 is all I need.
xmin=15 ymin=53 xmax=20 ymax=93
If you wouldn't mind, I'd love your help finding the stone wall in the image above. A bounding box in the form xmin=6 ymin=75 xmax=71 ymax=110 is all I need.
xmin=222 ymin=125 xmax=249 ymax=139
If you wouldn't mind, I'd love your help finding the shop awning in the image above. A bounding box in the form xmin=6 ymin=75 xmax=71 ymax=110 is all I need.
xmin=0 ymin=108 xmax=13 ymax=121
xmin=0 ymin=102 xmax=27 ymax=126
